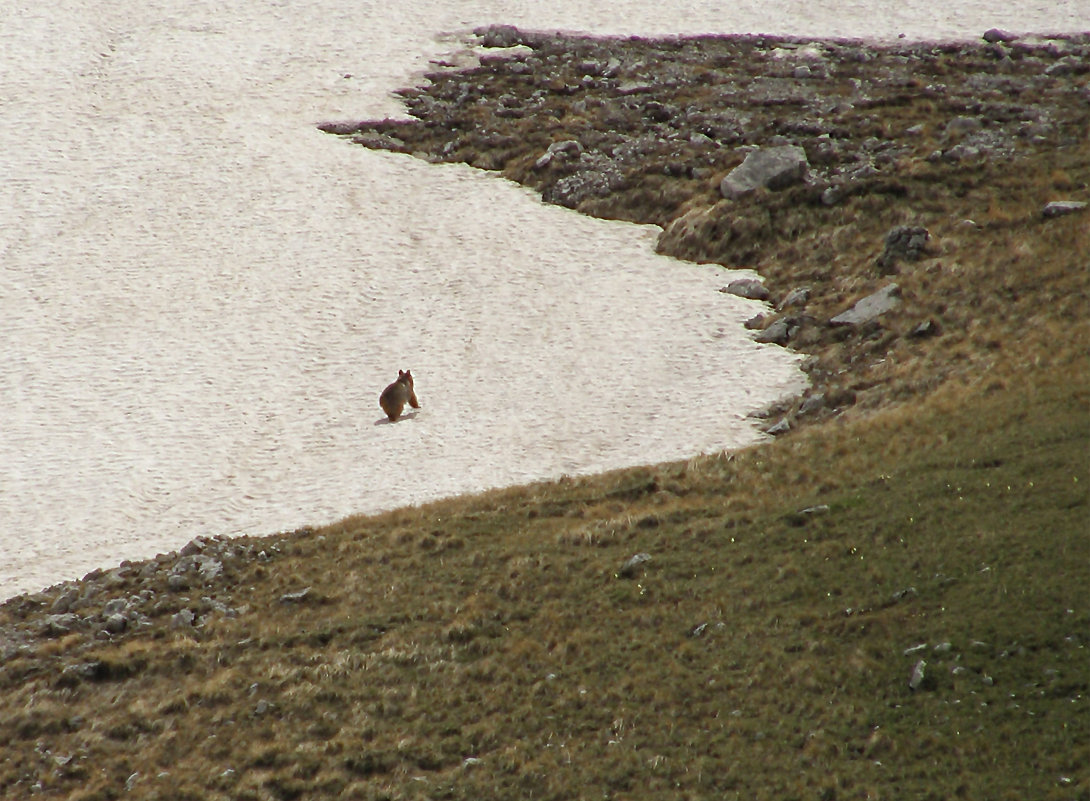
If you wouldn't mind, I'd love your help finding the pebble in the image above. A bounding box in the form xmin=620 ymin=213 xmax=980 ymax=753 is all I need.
xmin=1042 ymin=200 xmax=1087 ymax=218
xmin=616 ymin=553 xmax=652 ymax=578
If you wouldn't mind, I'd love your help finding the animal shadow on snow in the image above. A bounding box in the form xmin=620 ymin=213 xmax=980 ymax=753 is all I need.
xmin=373 ymin=410 xmax=421 ymax=426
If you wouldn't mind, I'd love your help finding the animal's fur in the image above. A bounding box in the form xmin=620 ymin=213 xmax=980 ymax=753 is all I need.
xmin=379 ymin=369 xmax=420 ymax=421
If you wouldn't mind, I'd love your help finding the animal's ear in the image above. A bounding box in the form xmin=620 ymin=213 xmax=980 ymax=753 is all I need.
xmin=398 ymin=370 xmax=405 ymax=377
xmin=405 ymin=370 xmax=412 ymax=378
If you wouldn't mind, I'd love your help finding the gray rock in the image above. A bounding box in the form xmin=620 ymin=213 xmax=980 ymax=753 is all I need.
xmin=909 ymin=659 xmax=928 ymax=690
xmin=778 ymin=286 xmax=811 ymax=309
xmin=180 ymin=537 xmax=207 ymax=557
xmin=821 ymin=185 xmax=842 ymax=206
xmin=721 ymin=278 xmax=770 ymax=300
xmin=41 ymin=614 xmax=81 ymax=637
xmin=983 ymin=28 xmax=1017 ymax=43
xmin=1042 ymin=200 xmax=1087 ymax=218
xmin=473 ymin=24 xmax=523 ymax=48
xmin=102 ymin=598 xmax=128 ymax=617
xmin=63 ymin=661 xmax=107 ymax=682
xmin=944 ymin=116 xmax=983 ymax=137
xmin=877 ymin=225 xmax=929 ymax=272
xmin=103 ymin=613 xmax=128 ymax=634
xmin=616 ymin=553 xmax=652 ymax=579
xmin=830 ymin=284 xmax=902 ymax=326
xmin=798 ymin=393 xmax=826 ymax=415
xmin=909 ymin=318 xmax=942 ymax=338
xmin=50 ymin=589 xmax=79 ymax=615
xmin=542 ymin=165 xmax=625 ymax=208
xmin=744 ymin=313 xmax=766 ymax=330
xmin=891 ymin=587 xmax=917 ymax=602
xmin=720 ymin=145 xmax=809 ymax=199
xmin=350 ymin=132 xmax=407 ymax=152
xmin=534 ymin=139 xmax=584 ymax=169
xmin=279 ymin=587 xmax=312 ymax=603
xmin=167 ymin=573 xmax=189 ymax=592
xmin=171 ymin=609 xmax=196 ymax=628
xmin=943 ymin=142 xmax=981 ymax=162
xmin=754 ymin=318 xmax=793 ymax=345
xmin=197 ymin=557 xmax=223 ymax=583
xmin=765 ymin=418 xmax=791 ymax=436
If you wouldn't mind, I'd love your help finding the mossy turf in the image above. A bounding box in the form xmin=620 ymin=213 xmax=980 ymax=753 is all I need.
xmin=2 ymin=31 xmax=1089 ymax=801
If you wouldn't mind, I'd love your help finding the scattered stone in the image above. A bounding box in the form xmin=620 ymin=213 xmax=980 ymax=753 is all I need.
xmin=891 ymin=587 xmax=917 ymax=602
xmin=171 ymin=609 xmax=196 ymax=628
xmin=982 ymin=28 xmax=1017 ymax=43
xmin=904 ymin=643 xmax=929 ymax=656
xmin=62 ymin=661 xmax=109 ymax=683
xmin=41 ymin=614 xmax=80 ymax=637
xmin=616 ymin=553 xmax=652 ymax=579
xmin=197 ymin=557 xmax=223 ymax=583
xmin=103 ymin=613 xmax=128 ymax=635
xmin=350 ymin=132 xmax=407 ymax=152
xmin=877 ymin=226 xmax=929 ymax=272
xmin=180 ymin=537 xmax=207 ymax=557
xmin=908 ymin=659 xmax=928 ymax=690
xmin=720 ymin=145 xmax=809 ymax=199
xmin=778 ymin=286 xmax=811 ymax=309
xmin=542 ymin=163 xmax=625 ymax=208
xmin=721 ymin=278 xmax=770 ymax=300
xmin=765 ymin=418 xmax=791 ymax=436
xmin=534 ymin=139 xmax=584 ymax=169
xmin=279 ymin=587 xmax=312 ymax=603
xmin=909 ymin=318 xmax=942 ymax=338
xmin=944 ymin=116 xmax=983 ymax=137
xmin=102 ymin=598 xmax=128 ymax=617
xmin=473 ymin=23 xmax=523 ymax=49
xmin=743 ymin=313 xmax=766 ymax=330
xmin=798 ymin=393 xmax=826 ymax=416
xmin=830 ymin=284 xmax=902 ymax=326
xmin=1042 ymin=200 xmax=1087 ymax=218
xmin=754 ymin=317 xmax=793 ymax=345
xmin=933 ymin=641 xmax=953 ymax=654
xmin=50 ymin=589 xmax=79 ymax=615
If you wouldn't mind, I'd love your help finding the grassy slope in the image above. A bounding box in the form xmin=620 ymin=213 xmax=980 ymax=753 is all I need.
xmin=0 ymin=352 xmax=1086 ymax=801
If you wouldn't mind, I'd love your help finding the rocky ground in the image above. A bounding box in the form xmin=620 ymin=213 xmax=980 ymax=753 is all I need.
xmin=323 ymin=25 xmax=1089 ymax=432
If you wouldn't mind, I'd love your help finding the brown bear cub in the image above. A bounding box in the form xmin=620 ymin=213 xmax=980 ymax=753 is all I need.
xmin=379 ymin=369 xmax=420 ymax=422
